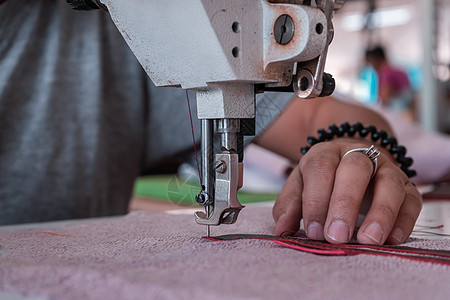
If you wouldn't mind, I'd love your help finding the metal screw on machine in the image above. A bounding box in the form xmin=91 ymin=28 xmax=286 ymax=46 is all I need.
xmin=274 ymin=14 xmax=295 ymax=45
xmin=215 ymin=160 xmax=227 ymax=174
xmin=195 ymin=191 xmax=212 ymax=206
xmin=195 ymin=193 xmax=205 ymax=205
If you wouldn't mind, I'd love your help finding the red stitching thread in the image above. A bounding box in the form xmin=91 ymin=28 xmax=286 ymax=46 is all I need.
xmin=205 ymin=235 xmax=450 ymax=266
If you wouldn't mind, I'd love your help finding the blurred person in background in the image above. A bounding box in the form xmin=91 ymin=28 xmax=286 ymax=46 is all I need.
xmin=365 ymin=45 xmax=415 ymax=121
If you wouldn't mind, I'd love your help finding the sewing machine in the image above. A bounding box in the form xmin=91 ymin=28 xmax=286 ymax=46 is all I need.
xmin=67 ymin=0 xmax=344 ymax=235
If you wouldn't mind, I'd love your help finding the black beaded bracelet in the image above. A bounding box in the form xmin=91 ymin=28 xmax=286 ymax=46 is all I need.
xmin=300 ymin=122 xmax=416 ymax=178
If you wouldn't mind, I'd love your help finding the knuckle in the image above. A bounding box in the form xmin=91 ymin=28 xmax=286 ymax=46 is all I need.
xmin=302 ymin=192 xmax=329 ymax=212
xmin=374 ymin=203 xmax=397 ymax=222
xmin=332 ymin=192 xmax=361 ymax=211
xmin=344 ymin=153 xmax=372 ymax=170
xmin=397 ymin=209 xmax=419 ymax=228
xmin=379 ymin=158 xmax=408 ymax=181
xmin=302 ymin=190 xmax=328 ymax=204
xmin=381 ymin=173 xmax=406 ymax=196
xmin=300 ymin=154 xmax=337 ymax=175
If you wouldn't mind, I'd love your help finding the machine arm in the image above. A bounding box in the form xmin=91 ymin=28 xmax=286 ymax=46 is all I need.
xmin=67 ymin=0 xmax=345 ymax=235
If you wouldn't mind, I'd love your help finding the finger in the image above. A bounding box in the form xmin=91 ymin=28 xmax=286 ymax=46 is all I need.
xmin=385 ymin=183 xmax=422 ymax=245
xmin=300 ymin=144 xmax=340 ymax=240
xmin=324 ymin=148 xmax=374 ymax=244
xmin=357 ymin=163 xmax=407 ymax=245
xmin=273 ymin=165 xmax=303 ymax=236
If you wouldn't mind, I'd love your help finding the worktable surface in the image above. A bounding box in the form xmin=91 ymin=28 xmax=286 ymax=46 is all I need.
xmin=1 ymin=194 xmax=449 ymax=300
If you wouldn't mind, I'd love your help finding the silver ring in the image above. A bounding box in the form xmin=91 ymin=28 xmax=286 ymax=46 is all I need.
xmin=342 ymin=145 xmax=380 ymax=178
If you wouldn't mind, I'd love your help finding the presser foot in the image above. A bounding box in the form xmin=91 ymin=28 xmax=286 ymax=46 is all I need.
xmin=195 ymin=206 xmax=243 ymax=226
xmin=194 ymin=152 xmax=244 ymax=228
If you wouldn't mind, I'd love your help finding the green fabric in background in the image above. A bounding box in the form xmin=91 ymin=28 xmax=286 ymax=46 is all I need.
xmin=134 ymin=175 xmax=277 ymax=205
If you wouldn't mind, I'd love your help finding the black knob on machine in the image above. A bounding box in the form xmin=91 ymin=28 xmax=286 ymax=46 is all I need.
xmin=319 ymin=72 xmax=336 ymax=97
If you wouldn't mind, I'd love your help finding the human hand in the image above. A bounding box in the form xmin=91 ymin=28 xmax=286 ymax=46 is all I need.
xmin=272 ymin=140 xmax=422 ymax=245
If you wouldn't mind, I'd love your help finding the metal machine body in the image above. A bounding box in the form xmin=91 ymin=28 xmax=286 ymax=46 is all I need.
xmin=67 ymin=0 xmax=344 ymax=235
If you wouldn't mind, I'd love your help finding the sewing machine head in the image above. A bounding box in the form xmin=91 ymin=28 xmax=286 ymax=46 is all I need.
xmin=67 ymin=0 xmax=344 ymax=235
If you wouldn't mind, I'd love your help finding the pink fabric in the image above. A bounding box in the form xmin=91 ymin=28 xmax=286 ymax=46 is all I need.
xmin=1 ymin=206 xmax=450 ymax=300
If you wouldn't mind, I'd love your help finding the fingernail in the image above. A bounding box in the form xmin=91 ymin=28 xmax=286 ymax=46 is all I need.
xmin=307 ymin=222 xmax=324 ymax=240
xmin=327 ymin=220 xmax=350 ymax=243
xmin=363 ymin=222 xmax=384 ymax=244
xmin=390 ymin=227 xmax=405 ymax=244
